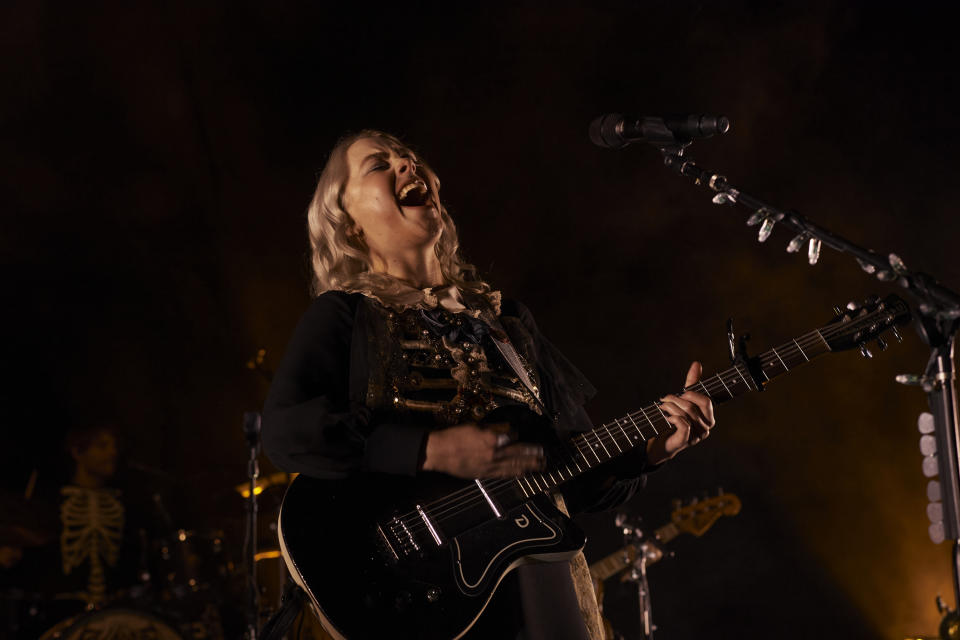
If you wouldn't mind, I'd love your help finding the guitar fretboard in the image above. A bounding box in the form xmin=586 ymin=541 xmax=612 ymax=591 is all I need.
xmin=511 ymin=327 xmax=832 ymax=499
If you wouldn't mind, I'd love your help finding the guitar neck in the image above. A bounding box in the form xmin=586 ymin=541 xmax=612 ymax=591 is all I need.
xmin=590 ymin=522 xmax=678 ymax=581
xmin=517 ymin=328 xmax=832 ymax=496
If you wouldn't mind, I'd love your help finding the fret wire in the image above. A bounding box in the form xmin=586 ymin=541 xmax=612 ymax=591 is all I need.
xmin=697 ymin=381 xmax=712 ymax=397
xmin=813 ymin=329 xmax=832 ymax=351
xmin=572 ymin=437 xmax=593 ymax=468
xmin=587 ymin=436 xmax=604 ymax=463
xmin=731 ymin=363 xmax=755 ymax=392
xmin=627 ymin=412 xmax=655 ymax=440
xmin=652 ymin=402 xmax=670 ymax=425
xmin=637 ymin=406 xmax=660 ymax=436
xmin=792 ymin=338 xmax=809 ymax=361
xmin=605 ymin=421 xmax=624 ymax=454
xmin=714 ymin=373 xmax=734 ymax=398
xmin=603 ymin=425 xmax=623 ymax=458
xmin=515 ymin=478 xmax=529 ymax=498
xmin=614 ymin=418 xmax=631 ymax=450
xmin=538 ymin=472 xmax=553 ymax=489
xmin=770 ymin=346 xmax=789 ymax=370
xmin=625 ymin=414 xmax=646 ymax=443
xmin=562 ymin=440 xmax=584 ymax=474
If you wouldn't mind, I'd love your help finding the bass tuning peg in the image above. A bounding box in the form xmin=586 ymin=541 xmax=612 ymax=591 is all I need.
xmin=859 ymin=343 xmax=874 ymax=358
xmin=891 ymin=327 xmax=903 ymax=343
xmin=876 ymin=337 xmax=888 ymax=352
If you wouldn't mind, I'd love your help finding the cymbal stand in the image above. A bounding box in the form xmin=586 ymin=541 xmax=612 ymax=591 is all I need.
xmin=243 ymin=412 xmax=262 ymax=640
xmin=648 ymin=139 xmax=960 ymax=634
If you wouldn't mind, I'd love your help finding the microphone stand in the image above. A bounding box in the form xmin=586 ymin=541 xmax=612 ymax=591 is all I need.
xmin=243 ymin=412 xmax=262 ymax=640
xmin=615 ymin=513 xmax=667 ymax=640
xmin=650 ymin=140 xmax=960 ymax=634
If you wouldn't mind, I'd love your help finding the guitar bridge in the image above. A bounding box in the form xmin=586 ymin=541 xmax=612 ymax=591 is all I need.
xmin=377 ymin=516 xmax=422 ymax=562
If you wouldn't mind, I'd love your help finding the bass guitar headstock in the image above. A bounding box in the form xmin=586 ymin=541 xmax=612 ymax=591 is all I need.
xmin=672 ymin=491 xmax=742 ymax=537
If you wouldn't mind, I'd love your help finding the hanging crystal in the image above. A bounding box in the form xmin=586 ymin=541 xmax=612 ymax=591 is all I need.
xmin=889 ymin=253 xmax=908 ymax=275
xmin=786 ymin=234 xmax=805 ymax=253
xmin=757 ymin=217 xmax=775 ymax=242
xmin=711 ymin=192 xmax=736 ymax=205
xmin=807 ymin=237 xmax=822 ymax=265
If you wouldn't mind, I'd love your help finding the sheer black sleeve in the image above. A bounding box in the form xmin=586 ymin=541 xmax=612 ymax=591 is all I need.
xmin=500 ymin=299 xmax=654 ymax=513
xmin=262 ymin=292 xmax=430 ymax=479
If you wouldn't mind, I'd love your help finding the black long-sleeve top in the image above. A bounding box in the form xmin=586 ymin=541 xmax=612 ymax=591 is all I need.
xmin=262 ymin=290 xmax=651 ymax=513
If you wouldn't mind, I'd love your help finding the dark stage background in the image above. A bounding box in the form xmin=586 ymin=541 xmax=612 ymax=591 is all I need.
xmin=3 ymin=2 xmax=959 ymax=638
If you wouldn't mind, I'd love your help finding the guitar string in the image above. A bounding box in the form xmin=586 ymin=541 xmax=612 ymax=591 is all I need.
xmin=395 ymin=324 xmax=853 ymax=535
xmin=396 ymin=327 xmax=841 ymax=535
xmin=392 ymin=315 xmax=895 ymax=537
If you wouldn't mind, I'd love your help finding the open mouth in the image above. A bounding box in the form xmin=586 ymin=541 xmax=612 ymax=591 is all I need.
xmin=396 ymin=180 xmax=431 ymax=207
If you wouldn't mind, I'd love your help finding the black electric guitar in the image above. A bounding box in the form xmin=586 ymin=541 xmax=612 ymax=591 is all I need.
xmin=278 ymin=295 xmax=910 ymax=640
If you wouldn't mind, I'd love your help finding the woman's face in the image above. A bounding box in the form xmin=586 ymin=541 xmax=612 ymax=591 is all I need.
xmin=341 ymin=137 xmax=442 ymax=264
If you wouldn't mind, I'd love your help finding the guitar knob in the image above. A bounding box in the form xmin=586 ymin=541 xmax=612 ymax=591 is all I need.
xmin=426 ymin=587 xmax=441 ymax=603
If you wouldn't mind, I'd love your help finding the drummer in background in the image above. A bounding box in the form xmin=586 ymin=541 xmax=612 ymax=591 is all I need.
xmin=3 ymin=422 xmax=142 ymax=607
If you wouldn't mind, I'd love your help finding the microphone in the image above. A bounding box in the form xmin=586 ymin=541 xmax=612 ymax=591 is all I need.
xmin=589 ymin=113 xmax=730 ymax=149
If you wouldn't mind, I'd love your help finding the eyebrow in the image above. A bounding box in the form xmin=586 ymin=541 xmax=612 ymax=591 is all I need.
xmin=360 ymin=151 xmax=390 ymax=170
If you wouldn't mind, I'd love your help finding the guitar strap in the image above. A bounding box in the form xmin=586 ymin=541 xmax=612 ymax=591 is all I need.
xmin=478 ymin=306 xmax=551 ymax=417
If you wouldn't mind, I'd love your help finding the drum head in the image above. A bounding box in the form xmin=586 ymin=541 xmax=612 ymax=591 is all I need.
xmin=40 ymin=608 xmax=183 ymax=640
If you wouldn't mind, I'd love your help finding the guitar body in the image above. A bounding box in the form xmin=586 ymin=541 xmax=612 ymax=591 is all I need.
xmin=279 ymin=473 xmax=585 ymax=640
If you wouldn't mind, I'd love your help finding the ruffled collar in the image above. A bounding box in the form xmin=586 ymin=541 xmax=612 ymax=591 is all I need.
xmin=344 ymin=277 xmax=501 ymax=317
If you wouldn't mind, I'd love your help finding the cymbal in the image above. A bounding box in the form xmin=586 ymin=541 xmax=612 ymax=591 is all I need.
xmin=233 ymin=472 xmax=293 ymax=498
xmin=0 ymin=491 xmax=56 ymax=547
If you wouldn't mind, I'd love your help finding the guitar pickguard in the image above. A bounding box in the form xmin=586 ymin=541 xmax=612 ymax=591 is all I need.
xmin=449 ymin=500 xmax=570 ymax=596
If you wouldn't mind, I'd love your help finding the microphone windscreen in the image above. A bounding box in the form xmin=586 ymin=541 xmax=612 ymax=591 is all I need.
xmin=589 ymin=113 xmax=627 ymax=149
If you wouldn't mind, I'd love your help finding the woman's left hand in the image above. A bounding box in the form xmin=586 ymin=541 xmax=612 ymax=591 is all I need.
xmin=645 ymin=361 xmax=715 ymax=465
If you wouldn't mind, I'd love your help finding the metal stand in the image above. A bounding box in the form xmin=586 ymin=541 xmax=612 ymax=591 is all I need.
xmin=644 ymin=139 xmax=960 ymax=635
xmin=243 ymin=412 xmax=262 ymax=640
xmin=616 ymin=514 xmax=667 ymax=640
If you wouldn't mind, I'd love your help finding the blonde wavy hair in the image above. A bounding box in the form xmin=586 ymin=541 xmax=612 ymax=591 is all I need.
xmin=306 ymin=130 xmax=495 ymax=306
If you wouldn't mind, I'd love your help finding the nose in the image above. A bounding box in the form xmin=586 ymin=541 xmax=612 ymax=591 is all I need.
xmin=395 ymin=155 xmax=415 ymax=176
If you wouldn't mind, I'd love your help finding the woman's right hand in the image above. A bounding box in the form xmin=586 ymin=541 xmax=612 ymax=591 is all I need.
xmin=421 ymin=422 xmax=545 ymax=479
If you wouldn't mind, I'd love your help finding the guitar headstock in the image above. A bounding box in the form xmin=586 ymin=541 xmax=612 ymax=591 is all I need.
xmin=671 ymin=492 xmax=742 ymax=537
xmin=820 ymin=294 xmax=911 ymax=355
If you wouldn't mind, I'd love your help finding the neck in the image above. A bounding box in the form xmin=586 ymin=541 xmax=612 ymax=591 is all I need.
xmin=72 ymin=468 xmax=106 ymax=490
xmin=371 ymin=248 xmax=444 ymax=289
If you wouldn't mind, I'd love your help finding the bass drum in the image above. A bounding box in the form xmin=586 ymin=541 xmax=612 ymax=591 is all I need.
xmin=39 ymin=608 xmax=183 ymax=640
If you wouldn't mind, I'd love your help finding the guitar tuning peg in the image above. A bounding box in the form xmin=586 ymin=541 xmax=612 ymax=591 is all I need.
xmin=859 ymin=343 xmax=874 ymax=358
xmin=891 ymin=327 xmax=903 ymax=343
xmin=846 ymin=301 xmax=860 ymax=311
xmin=876 ymin=337 xmax=888 ymax=351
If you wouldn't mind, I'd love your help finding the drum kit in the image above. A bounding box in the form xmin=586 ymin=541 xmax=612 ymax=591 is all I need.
xmin=0 ymin=466 xmax=304 ymax=640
